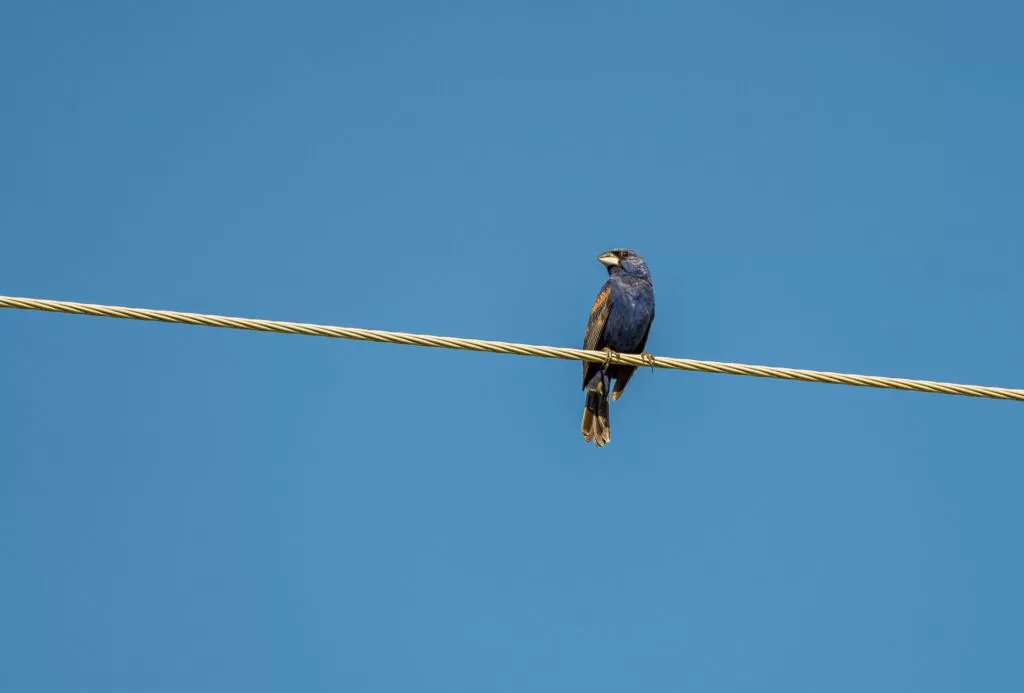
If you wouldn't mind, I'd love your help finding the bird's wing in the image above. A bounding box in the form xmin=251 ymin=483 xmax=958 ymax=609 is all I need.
xmin=610 ymin=317 xmax=653 ymax=400
xmin=582 ymin=283 xmax=613 ymax=388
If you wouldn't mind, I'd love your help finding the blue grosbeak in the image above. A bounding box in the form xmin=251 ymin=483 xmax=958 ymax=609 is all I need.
xmin=581 ymin=248 xmax=656 ymax=447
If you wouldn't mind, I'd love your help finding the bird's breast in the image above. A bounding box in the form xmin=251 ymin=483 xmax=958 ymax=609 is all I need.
xmin=606 ymin=284 xmax=654 ymax=351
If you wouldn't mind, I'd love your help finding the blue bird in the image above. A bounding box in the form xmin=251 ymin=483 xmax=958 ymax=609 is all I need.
xmin=581 ymin=248 xmax=656 ymax=447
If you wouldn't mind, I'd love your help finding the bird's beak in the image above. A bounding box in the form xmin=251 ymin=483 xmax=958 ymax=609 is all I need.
xmin=597 ymin=252 xmax=620 ymax=267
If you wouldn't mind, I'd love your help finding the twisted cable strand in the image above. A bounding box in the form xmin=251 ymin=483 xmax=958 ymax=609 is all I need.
xmin=3 ymin=294 xmax=1022 ymax=402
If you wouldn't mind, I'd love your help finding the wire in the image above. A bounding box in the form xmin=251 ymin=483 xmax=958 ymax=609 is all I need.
xmin=2 ymin=294 xmax=1021 ymax=402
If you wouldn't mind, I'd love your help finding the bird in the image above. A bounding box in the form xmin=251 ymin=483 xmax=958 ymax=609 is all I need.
xmin=581 ymin=248 xmax=656 ymax=447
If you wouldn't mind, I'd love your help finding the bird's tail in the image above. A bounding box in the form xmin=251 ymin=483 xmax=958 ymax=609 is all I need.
xmin=581 ymin=371 xmax=611 ymax=447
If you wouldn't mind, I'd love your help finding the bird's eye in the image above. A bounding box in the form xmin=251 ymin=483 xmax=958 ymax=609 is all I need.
xmin=618 ymin=250 xmax=629 ymax=258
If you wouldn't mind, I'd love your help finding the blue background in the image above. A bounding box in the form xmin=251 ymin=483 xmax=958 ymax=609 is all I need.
xmin=3 ymin=2 xmax=1023 ymax=691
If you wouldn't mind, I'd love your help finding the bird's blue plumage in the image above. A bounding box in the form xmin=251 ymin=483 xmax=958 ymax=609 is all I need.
xmin=604 ymin=277 xmax=654 ymax=350
xmin=581 ymin=248 xmax=655 ymax=447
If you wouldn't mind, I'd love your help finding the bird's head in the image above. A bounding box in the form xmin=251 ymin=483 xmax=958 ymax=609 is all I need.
xmin=597 ymin=248 xmax=651 ymax=281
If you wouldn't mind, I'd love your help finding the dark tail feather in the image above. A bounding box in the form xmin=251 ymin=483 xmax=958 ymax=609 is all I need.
xmin=581 ymin=372 xmax=611 ymax=447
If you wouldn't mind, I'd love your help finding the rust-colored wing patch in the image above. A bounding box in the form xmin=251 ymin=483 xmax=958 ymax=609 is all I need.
xmin=584 ymin=286 xmax=611 ymax=351
xmin=590 ymin=287 xmax=610 ymax=316
xmin=582 ymin=285 xmax=612 ymax=386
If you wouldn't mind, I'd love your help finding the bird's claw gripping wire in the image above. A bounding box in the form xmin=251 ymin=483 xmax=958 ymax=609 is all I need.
xmin=602 ymin=347 xmax=618 ymax=369
xmin=640 ymin=352 xmax=656 ymax=371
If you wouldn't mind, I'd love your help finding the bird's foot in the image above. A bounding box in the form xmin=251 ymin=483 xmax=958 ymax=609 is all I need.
xmin=640 ymin=352 xmax=656 ymax=371
xmin=602 ymin=347 xmax=618 ymax=369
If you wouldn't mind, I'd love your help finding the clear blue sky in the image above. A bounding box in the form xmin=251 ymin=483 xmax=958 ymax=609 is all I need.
xmin=3 ymin=2 xmax=1023 ymax=691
